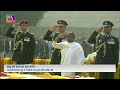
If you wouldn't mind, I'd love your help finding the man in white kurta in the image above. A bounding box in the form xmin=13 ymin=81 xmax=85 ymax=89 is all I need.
xmin=52 ymin=32 xmax=85 ymax=76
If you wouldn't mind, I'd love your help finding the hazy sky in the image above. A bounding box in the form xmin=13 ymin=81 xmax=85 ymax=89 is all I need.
xmin=36 ymin=11 xmax=120 ymax=28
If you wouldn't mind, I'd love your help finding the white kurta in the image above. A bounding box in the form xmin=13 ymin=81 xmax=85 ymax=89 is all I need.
xmin=52 ymin=41 xmax=85 ymax=76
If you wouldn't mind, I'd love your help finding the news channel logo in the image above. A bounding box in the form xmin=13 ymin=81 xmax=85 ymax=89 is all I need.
xmin=6 ymin=14 xmax=16 ymax=23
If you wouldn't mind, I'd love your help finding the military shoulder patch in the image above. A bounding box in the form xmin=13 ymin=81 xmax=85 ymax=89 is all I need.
xmin=31 ymin=33 xmax=35 ymax=37
xmin=28 ymin=32 xmax=35 ymax=38
xmin=29 ymin=32 xmax=34 ymax=35
xmin=55 ymin=32 xmax=59 ymax=34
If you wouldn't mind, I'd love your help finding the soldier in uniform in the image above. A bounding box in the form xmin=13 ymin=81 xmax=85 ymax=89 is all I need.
xmin=5 ymin=20 xmax=36 ymax=64
xmin=88 ymin=21 xmax=119 ymax=79
xmin=43 ymin=20 xmax=68 ymax=75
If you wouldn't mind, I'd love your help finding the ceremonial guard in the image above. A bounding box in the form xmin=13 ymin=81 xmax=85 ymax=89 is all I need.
xmin=5 ymin=20 xmax=36 ymax=64
xmin=43 ymin=20 xmax=68 ymax=75
xmin=88 ymin=21 xmax=119 ymax=79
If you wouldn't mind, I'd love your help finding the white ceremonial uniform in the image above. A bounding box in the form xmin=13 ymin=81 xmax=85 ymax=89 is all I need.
xmin=52 ymin=41 xmax=85 ymax=76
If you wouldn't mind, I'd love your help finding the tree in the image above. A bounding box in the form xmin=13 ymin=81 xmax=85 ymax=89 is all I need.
xmin=0 ymin=11 xmax=47 ymax=35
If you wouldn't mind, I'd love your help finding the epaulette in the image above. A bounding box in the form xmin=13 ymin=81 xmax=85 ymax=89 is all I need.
xmin=18 ymin=30 xmax=22 ymax=33
xmin=18 ymin=31 xmax=22 ymax=34
xmin=55 ymin=32 xmax=60 ymax=36
xmin=55 ymin=32 xmax=59 ymax=34
xmin=27 ymin=32 xmax=34 ymax=35
xmin=28 ymin=32 xmax=35 ymax=38
xmin=14 ymin=31 xmax=22 ymax=35
xmin=31 ymin=33 xmax=34 ymax=36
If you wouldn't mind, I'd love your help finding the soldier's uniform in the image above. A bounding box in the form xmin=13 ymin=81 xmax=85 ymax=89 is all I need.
xmin=43 ymin=20 xmax=68 ymax=75
xmin=5 ymin=20 xmax=36 ymax=64
xmin=88 ymin=21 xmax=119 ymax=79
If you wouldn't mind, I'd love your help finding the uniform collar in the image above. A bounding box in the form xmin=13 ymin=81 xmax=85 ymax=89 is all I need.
xmin=20 ymin=29 xmax=28 ymax=34
xmin=21 ymin=31 xmax=28 ymax=34
xmin=105 ymin=33 xmax=111 ymax=37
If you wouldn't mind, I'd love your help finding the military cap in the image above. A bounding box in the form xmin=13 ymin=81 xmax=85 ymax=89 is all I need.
xmin=103 ymin=21 xmax=114 ymax=27
xmin=20 ymin=20 xmax=29 ymax=26
xmin=57 ymin=20 xmax=68 ymax=26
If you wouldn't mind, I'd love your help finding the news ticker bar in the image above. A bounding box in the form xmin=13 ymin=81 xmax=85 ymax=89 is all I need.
xmin=4 ymin=64 xmax=116 ymax=72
